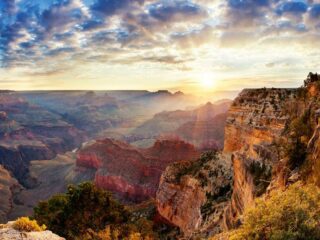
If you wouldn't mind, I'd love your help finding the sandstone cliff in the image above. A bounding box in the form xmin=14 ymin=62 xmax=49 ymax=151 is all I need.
xmin=224 ymin=80 xmax=320 ymax=229
xmin=223 ymin=88 xmax=297 ymax=227
xmin=156 ymin=152 xmax=232 ymax=238
xmin=156 ymin=76 xmax=320 ymax=238
xmin=0 ymin=166 xmax=21 ymax=223
xmin=77 ymin=138 xmax=200 ymax=202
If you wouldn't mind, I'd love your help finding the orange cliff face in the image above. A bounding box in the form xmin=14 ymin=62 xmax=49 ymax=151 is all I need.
xmin=156 ymin=153 xmax=232 ymax=237
xmin=76 ymin=138 xmax=200 ymax=202
xmin=154 ymin=80 xmax=320 ymax=238
xmin=223 ymin=88 xmax=297 ymax=227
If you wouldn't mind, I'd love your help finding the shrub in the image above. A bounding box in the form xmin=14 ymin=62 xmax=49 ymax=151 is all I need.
xmin=229 ymin=182 xmax=320 ymax=240
xmin=13 ymin=217 xmax=46 ymax=232
xmin=34 ymin=182 xmax=158 ymax=240
xmin=175 ymin=151 xmax=218 ymax=183
xmin=248 ymin=161 xmax=272 ymax=197
xmin=286 ymin=109 xmax=313 ymax=169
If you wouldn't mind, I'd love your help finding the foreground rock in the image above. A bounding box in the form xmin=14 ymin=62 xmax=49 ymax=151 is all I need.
xmin=224 ymin=75 xmax=320 ymax=229
xmin=156 ymin=153 xmax=232 ymax=238
xmin=223 ymin=88 xmax=296 ymax=227
xmin=156 ymin=74 xmax=320 ymax=238
xmin=0 ymin=221 xmax=64 ymax=240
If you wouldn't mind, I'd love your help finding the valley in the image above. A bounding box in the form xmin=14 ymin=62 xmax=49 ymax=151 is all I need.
xmin=0 ymin=89 xmax=231 ymax=225
xmin=1 ymin=73 xmax=320 ymax=239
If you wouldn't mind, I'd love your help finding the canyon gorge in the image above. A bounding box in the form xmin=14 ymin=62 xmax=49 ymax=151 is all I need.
xmin=1 ymin=74 xmax=320 ymax=239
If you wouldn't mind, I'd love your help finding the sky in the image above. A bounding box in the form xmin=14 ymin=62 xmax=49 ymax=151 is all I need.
xmin=0 ymin=0 xmax=320 ymax=94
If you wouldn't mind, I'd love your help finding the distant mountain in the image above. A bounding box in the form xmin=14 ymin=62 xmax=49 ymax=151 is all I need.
xmin=20 ymin=90 xmax=199 ymax=136
xmin=129 ymin=100 xmax=232 ymax=149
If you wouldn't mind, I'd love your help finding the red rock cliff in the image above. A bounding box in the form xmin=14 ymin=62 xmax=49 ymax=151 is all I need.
xmin=76 ymin=138 xmax=199 ymax=201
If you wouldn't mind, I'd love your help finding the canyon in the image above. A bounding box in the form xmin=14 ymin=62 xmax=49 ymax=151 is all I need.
xmin=1 ymin=74 xmax=320 ymax=239
xmin=154 ymin=75 xmax=320 ymax=238
xmin=0 ymin=90 xmax=229 ymax=223
xmin=0 ymin=91 xmax=86 ymax=186
xmin=131 ymin=101 xmax=230 ymax=148
xmin=77 ymin=138 xmax=200 ymax=201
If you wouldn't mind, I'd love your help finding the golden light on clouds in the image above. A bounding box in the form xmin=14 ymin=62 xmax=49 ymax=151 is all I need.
xmin=1 ymin=0 xmax=319 ymax=92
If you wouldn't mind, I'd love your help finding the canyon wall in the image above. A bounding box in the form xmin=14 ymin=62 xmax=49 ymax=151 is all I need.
xmin=0 ymin=92 xmax=86 ymax=186
xmin=156 ymin=153 xmax=232 ymax=238
xmin=76 ymin=138 xmax=200 ymax=202
xmin=223 ymin=88 xmax=297 ymax=227
xmin=0 ymin=166 xmax=21 ymax=223
xmin=156 ymin=81 xmax=320 ymax=238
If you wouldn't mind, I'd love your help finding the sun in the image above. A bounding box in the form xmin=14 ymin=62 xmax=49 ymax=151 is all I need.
xmin=199 ymin=73 xmax=216 ymax=89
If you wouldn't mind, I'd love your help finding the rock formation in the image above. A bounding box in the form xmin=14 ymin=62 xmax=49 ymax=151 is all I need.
xmin=130 ymin=101 xmax=231 ymax=148
xmin=223 ymin=88 xmax=297 ymax=227
xmin=7 ymin=152 xmax=95 ymax=220
xmin=0 ymin=92 xmax=86 ymax=186
xmin=0 ymin=221 xmax=64 ymax=240
xmin=77 ymin=138 xmax=200 ymax=202
xmin=156 ymin=76 xmax=320 ymax=238
xmin=0 ymin=166 xmax=21 ymax=223
xmin=156 ymin=153 xmax=232 ymax=238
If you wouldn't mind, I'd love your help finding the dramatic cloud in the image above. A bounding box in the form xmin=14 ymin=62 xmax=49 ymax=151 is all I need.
xmin=276 ymin=1 xmax=308 ymax=15
xmin=148 ymin=0 xmax=208 ymax=22
xmin=225 ymin=0 xmax=271 ymax=27
xmin=0 ymin=0 xmax=320 ymax=91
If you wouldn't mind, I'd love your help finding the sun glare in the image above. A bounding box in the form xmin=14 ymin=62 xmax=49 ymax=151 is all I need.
xmin=199 ymin=73 xmax=216 ymax=90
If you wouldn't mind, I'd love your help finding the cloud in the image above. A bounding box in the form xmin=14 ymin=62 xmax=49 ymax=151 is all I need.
xmin=148 ymin=0 xmax=208 ymax=22
xmin=224 ymin=0 xmax=271 ymax=28
xmin=219 ymin=31 xmax=256 ymax=47
xmin=90 ymin=0 xmax=145 ymax=17
xmin=275 ymin=1 xmax=308 ymax=15
xmin=0 ymin=0 xmax=16 ymax=15
xmin=310 ymin=3 xmax=320 ymax=18
xmin=0 ymin=0 xmax=320 ymax=85
xmin=306 ymin=3 xmax=320 ymax=29
xmin=170 ymin=24 xmax=216 ymax=48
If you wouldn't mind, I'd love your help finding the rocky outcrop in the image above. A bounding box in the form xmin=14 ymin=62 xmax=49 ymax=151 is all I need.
xmin=157 ymin=174 xmax=206 ymax=237
xmin=223 ymin=88 xmax=297 ymax=227
xmin=0 ymin=145 xmax=55 ymax=185
xmin=156 ymin=153 xmax=232 ymax=238
xmin=77 ymin=138 xmax=200 ymax=202
xmin=308 ymin=124 xmax=320 ymax=186
xmin=155 ymin=83 xmax=320 ymax=237
xmin=0 ymin=221 xmax=64 ymax=240
xmin=0 ymin=166 xmax=21 ymax=223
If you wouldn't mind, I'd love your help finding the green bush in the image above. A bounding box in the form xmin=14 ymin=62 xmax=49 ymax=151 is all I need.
xmin=229 ymin=182 xmax=320 ymax=240
xmin=285 ymin=109 xmax=314 ymax=169
xmin=33 ymin=182 xmax=157 ymax=239
xmin=175 ymin=151 xmax=218 ymax=183
xmin=248 ymin=161 xmax=272 ymax=197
